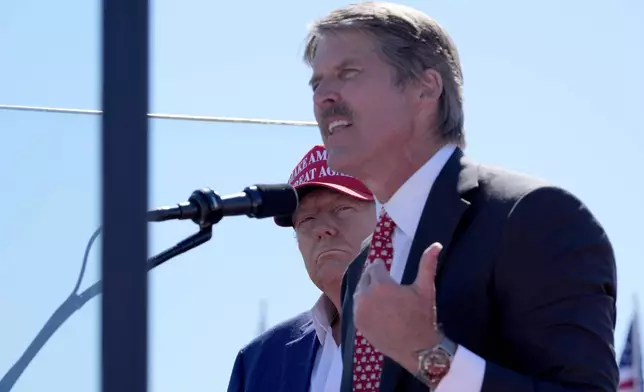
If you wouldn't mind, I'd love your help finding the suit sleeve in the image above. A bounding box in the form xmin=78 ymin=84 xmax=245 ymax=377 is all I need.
xmin=226 ymin=350 xmax=246 ymax=392
xmin=483 ymin=186 xmax=618 ymax=392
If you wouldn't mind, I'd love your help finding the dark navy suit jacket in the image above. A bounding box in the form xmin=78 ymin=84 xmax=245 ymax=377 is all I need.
xmin=227 ymin=311 xmax=320 ymax=392
xmin=339 ymin=148 xmax=619 ymax=392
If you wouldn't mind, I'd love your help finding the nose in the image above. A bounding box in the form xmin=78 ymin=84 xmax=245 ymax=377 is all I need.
xmin=313 ymin=83 xmax=341 ymax=112
xmin=312 ymin=218 xmax=338 ymax=240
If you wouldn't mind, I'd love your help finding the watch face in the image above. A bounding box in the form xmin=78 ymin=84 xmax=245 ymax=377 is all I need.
xmin=422 ymin=350 xmax=451 ymax=377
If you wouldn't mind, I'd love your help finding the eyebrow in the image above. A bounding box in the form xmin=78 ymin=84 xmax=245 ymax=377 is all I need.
xmin=308 ymin=58 xmax=362 ymax=88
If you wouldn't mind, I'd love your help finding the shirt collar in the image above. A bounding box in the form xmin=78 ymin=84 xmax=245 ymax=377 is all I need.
xmin=310 ymin=295 xmax=338 ymax=345
xmin=375 ymin=144 xmax=457 ymax=238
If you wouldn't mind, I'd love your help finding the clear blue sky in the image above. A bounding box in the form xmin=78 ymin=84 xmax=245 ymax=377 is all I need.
xmin=0 ymin=0 xmax=642 ymax=391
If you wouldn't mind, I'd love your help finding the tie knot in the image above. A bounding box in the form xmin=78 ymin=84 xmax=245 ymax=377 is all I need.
xmin=375 ymin=210 xmax=395 ymax=239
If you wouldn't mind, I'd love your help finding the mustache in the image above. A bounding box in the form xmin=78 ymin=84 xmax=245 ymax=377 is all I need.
xmin=321 ymin=103 xmax=354 ymax=122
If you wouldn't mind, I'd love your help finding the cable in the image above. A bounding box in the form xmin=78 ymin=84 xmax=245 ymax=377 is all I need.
xmin=0 ymin=104 xmax=318 ymax=127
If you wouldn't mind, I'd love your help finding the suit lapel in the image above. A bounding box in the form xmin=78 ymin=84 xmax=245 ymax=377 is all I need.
xmin=401 ymin=149 xmax=478 ymax=283
xmin=280 ymin=319 xmax=319 ymax=392
xmin=379 ymin=148 xmax=479 ymax=392
xmin=340 ymin=244 xmax=370 ymax=392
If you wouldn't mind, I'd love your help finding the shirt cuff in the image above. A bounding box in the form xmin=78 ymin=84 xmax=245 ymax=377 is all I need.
xmin=434 ymin=345 xmax=485 ymax=392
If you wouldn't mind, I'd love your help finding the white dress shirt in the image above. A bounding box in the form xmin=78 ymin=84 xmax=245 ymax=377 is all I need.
xmin=374 ymin=144 xmax=485 ymax=392
xmin=309 ymin=295 xmax=344 ymax=392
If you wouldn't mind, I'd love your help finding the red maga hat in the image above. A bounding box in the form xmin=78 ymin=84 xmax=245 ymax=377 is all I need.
xmin=274 ymin=144 xmax=374 ymax=227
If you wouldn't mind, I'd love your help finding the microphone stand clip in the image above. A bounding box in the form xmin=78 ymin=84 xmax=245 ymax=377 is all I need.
xmin=148 ymin=188 xmax=224 ymax=270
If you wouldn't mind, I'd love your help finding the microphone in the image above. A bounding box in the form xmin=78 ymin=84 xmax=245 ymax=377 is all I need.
xmin=147 ymin=184 xmax=298 ymax=226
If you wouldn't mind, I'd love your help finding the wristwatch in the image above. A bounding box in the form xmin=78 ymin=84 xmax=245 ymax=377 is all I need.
xmin=415 ymin=336 xmax=458 ymax=389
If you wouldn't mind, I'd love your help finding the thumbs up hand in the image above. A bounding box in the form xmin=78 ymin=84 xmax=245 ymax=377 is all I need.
xmin=353 ymin=243 xmax=444 ymax=374
xmin=411 ymin=242 xmax=442 ymax=297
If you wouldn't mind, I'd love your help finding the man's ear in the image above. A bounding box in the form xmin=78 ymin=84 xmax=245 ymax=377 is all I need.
xmin=418 ymin=68 xmax=443 ymax=103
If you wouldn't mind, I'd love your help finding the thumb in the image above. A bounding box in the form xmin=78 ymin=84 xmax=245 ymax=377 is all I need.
xmin=413 ymin=242 xmax=442 ymax=293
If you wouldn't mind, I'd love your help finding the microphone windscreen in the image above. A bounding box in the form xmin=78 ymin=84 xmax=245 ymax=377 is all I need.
xmin=246 ymin=184 xmax=299 ymax=219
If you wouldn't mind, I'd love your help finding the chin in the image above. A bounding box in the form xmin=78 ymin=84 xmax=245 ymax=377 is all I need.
xmin=315 ymin=267 xmax=345 ymax=288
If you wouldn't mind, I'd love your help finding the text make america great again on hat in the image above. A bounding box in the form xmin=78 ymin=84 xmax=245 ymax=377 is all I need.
xmin=288 ymin=147 xmax=354 ymax=187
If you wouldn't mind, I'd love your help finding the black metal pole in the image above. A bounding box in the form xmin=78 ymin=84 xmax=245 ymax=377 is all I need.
xmin=101 ymin=0 xmax=149 ymax=390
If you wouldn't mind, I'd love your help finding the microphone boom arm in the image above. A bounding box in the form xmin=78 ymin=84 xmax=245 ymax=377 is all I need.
xmin=148 ymin=225 xmax=212 ymax=269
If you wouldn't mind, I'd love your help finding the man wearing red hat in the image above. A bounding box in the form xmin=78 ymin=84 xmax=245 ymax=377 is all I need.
xmin=226 ymin=144 xmax=376 ymax=392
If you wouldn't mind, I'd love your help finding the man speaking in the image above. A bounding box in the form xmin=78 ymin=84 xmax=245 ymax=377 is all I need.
xmin=226 ymin=144 xmax=375 ymax=392
xmin=303 ymin=2 xmax=618 ymax=392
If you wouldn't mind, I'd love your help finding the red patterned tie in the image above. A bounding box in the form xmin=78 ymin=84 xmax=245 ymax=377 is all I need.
xmin=352 ymin=210 xmax=396 ymax=391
